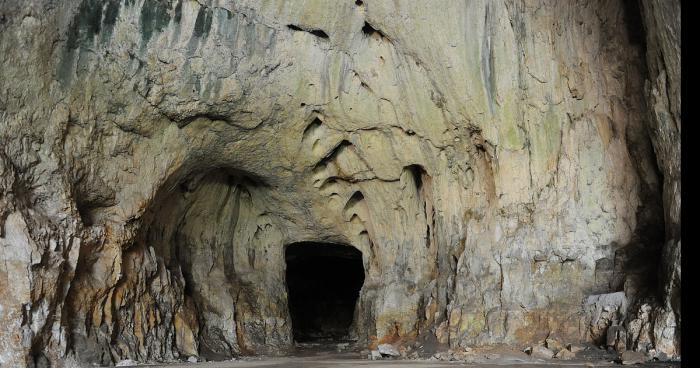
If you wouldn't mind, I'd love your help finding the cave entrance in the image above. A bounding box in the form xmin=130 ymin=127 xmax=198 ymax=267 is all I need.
xmin=285 ymin=242 xmax=364 ymax=343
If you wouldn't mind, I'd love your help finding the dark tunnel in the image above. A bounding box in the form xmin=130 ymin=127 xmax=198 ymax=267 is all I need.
xmin=285 ymin=242 xmax=365 ymax=343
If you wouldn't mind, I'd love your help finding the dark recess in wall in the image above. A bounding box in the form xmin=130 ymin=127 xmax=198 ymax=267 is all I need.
xmin=287 ymin=24 xmax=329 ymax=39
xmin=285 ymin=242 xmax=364 ymax=342
xmin=622 ymin=0 xmax=647 ymax=54
xmin=361 ymin=21 xmax=386 ymax=38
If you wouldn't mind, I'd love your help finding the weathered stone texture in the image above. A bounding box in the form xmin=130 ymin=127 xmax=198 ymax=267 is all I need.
xmin=637 ymin=0 xmax=681 ymax=359
xmin=0 ymin=0 xmax=680 ymax=366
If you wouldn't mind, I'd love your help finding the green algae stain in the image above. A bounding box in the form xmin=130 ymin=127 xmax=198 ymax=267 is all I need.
xmin=497 ymin=97 xmax=525 ymax=151
xmin=530 ymin=106 xmax=562 ymax=176
xmin=58 ymin=0 xmax=121 ymax=85
xmin=192 ymin=5 xmax=213 ymax=38
xmin=65 ymin=1 xmax=101 ymax=49
xmin=541 ymin=107 xmax=561 ymax=156
xmin=65 ymin=0 xmax=121 ymax=49
xmin=140 ymin=0 xmax=172 ymax=43
xmin=173 ymin=0 xmax=183 ymax=23
xmin=101 ymin=0 xmax=121 ymax=42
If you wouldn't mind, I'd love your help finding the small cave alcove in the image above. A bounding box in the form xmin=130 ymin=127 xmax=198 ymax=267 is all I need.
xmin=285 ymin=242 xmax=365 ymax=343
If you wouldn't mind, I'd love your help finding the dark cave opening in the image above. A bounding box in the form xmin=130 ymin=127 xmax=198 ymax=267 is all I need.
xmin=285 ymin=242 xmax=365 ymax=343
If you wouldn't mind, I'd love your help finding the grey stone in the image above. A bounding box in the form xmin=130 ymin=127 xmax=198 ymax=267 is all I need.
xmin=532 ymin=346 xmax=554 ymax=360
xmin=567 ymin=344 xmax=585 ymax=353
xmin=620 ymin=350 xmax=647 ymax=365
xmin=607 ymin=325 xmax=627 ymax=352
xmin=555 ymin=348 xmax=575 ymax=360
xmin=115 ymin=360 xmax=139 ymax=367
xmin=378 ymin=344 xmax=400 ymax=357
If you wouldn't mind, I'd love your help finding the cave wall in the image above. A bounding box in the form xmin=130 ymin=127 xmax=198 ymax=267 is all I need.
xmin=0 ymin=0 xmax=680 ymax=366
xmin=638 ymin=0 xmax=681 ymax=358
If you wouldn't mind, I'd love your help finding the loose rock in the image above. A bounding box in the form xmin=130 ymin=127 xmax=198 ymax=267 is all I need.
xmin=115 ymin=360 xmax=138 ymax=367
xmin=546 ymin=337 xmax=563 ymax=353
xmin=567 ymin=343 xmax=585 ymax=353
xmin=378 ymin=343 xmax=400 ymax=357
xmin=532 ymin=346 xmax=555 ymax=359
xmin=555 ymin=348 xmax=575 ymax=360
xmin=620 ymin=350 xmax=647 ymax=365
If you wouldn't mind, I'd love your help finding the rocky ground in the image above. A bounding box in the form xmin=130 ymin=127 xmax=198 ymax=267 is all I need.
xmin=113 ymin=343 xmax=680 ymax=368
xmin=120 ymin=358 xmax=681 ymax=368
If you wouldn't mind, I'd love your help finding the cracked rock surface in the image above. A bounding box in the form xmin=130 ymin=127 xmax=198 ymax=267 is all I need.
xmin=0 ymin=0 xmax=680 ymax=366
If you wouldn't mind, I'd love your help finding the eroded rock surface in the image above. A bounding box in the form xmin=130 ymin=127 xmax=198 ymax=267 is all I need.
xmin=0 ymin=0 xmax=680 ymax=366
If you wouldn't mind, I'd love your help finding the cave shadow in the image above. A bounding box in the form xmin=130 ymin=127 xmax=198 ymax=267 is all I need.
xmin=284 ymin=242 xmax=365 ymax=344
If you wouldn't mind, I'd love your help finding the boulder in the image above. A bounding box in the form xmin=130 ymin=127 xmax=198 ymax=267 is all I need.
xmin=620 ymin=350 xmax=647 ymax=365
xmin=555 ymin=349 xmax=575 ymax=360
xmin=532 ymin=346 xmax=555 ymax=359
xmin=378 ymin=344 xmax=400 ymax=357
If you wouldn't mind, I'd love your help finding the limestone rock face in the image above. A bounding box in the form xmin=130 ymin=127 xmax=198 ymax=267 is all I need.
xmin=0 ymin=0 xmax=680 ymax=366
xmin=638 ymin=0 xmax=681 ymax=359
